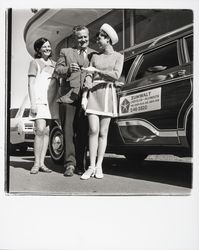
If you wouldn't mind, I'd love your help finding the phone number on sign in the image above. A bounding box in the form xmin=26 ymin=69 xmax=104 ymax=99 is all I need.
xmin=131 ymin=105 xmax=148 ymax=112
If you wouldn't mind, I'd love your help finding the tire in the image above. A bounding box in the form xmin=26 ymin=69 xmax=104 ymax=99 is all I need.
xmin=125 ymin=153 xmax=147 ymax=166
xmin=49 ymin=125 xmax=64 ymax=164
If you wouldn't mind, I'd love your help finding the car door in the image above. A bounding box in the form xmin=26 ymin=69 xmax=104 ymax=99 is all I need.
xmin=177 ymin=34 xmax=193 ymax=131
xmin=116 ymin=39 xmax=192 ymax=146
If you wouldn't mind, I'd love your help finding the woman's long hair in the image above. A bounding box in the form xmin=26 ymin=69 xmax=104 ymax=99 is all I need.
xmin=34 ymin=37 xmax=52 ymax=58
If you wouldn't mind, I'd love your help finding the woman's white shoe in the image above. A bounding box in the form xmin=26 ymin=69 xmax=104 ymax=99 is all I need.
xmin=80 ymin=167 xmax=95 ymax=180
xmin=95 ymin=166 xmax=104 ymax=179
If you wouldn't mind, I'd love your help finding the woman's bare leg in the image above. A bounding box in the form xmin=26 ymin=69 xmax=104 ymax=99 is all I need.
xmin=34 ymin=119 xmax=45 ymax=166
xmin=88 ymin=114 xmax=99 ymax=168
xmin=39 ymin=122 xmax=49 ymax=167
xmin=96 ymin=116 xmax=111 ymax=168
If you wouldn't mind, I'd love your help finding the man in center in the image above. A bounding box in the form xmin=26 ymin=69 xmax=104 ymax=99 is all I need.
xmin=53 ymin=25 xmax=95 ymax=176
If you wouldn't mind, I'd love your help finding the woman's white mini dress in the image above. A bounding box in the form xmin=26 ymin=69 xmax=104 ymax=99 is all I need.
xmin=28 ymin=59 xmax=55 ymax=120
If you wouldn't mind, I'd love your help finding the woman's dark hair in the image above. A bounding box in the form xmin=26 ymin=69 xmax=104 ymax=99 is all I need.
xmin=34 ymin=37 xmax=52 ymax=58
xmin=96 ymin=31 xmax=112 ymax=45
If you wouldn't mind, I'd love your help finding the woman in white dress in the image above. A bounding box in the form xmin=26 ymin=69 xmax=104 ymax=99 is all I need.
xmin=28 ymin=37 xmax=56 ymax=174
xmin=80 ymin=24 xmax=124 ymax=180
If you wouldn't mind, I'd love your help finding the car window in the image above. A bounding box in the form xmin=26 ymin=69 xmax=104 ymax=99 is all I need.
xmin=135 ymin=42 xmax=179 ymax=81
xmin=119 ymin=57 xmax=136 ymax=83
xmin=185 ymin=35 xmax=193 ymax=62
xmin=10 ymin=108 xmax=19 ymax=118
xmin=23 ymin=109 xmax=30 ymax=118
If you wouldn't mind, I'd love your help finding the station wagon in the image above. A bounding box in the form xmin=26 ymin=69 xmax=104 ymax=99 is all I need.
xmin=48 ymin=24 xmax=193 ymax=163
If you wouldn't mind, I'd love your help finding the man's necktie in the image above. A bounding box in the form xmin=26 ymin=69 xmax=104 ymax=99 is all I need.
xmin=79 ymin=49 xmax=87 ymax=67
xmin=79 ymin=49 xmax=87 ymax=88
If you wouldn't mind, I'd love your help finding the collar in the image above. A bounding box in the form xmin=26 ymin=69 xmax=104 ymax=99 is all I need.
xmin=77 ymin=48 xmax=87 ymax=54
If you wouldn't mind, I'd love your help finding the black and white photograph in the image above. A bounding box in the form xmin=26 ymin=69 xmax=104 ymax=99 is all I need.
xmin=7 ymin=8 xmax=194 ymax=195
xmin=1 ymin=1 xmax=199 ymax=250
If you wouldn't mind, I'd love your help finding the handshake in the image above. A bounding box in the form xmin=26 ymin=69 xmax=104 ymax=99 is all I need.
xmin=70 ymin=64 xmax=99 ymax=74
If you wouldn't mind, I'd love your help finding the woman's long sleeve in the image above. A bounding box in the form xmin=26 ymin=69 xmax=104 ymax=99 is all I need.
xmin=99 ymin=53 xmax=124 ymax=81
xmin=83 ymin=52 xmax=124 ymax=90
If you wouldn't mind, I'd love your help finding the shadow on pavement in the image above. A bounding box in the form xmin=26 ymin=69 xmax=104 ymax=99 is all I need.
xmin=9 ymin=160 xmax=33 ymax=172
xmin=102 ymin=157 xmax=192 ymax=188
xmin=10 ymin=157 xmax=65 ymax=174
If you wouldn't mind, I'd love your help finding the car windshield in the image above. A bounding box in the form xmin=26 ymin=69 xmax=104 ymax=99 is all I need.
xmin=10 ymin=108 xmax=19 ymax=118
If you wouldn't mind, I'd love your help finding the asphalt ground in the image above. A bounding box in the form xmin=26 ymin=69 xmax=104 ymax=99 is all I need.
xmin=8 ymin=150 xmax=192 ymax=196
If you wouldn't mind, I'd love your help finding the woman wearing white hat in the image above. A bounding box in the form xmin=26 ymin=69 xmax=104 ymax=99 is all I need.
xmin=81 ymin=23 xmax=124 ymax=180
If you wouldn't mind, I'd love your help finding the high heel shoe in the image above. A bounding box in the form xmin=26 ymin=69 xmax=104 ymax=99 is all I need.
xmin=95 ymin=166 xmax=104 ymax=179
xmin=80 ymin=167 xmax=95 ymax=180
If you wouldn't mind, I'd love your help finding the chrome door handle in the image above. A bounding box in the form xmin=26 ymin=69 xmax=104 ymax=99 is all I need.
xmin=177 ymin=69 xmax=186 ymax=77
xmin=167 ymin=70 xmax=186 ymax=79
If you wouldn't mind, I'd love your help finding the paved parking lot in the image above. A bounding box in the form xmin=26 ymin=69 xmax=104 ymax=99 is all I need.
xmin=8 ymin=150 xmax=192 ymax=195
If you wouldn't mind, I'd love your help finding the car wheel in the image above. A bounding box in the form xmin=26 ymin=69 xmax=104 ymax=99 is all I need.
xmin=49 ymin=125 xmax=64 ymax=164
xmin=125 ymin=153 xmax=147 ymax=166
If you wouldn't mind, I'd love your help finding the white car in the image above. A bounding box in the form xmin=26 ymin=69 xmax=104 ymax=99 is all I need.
xmin=10 ymin=107 xmax=35 ymax=154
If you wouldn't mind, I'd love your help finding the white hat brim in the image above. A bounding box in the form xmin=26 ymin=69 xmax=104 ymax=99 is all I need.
xmin=100 ymin=23 xmax=119 ymax=45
